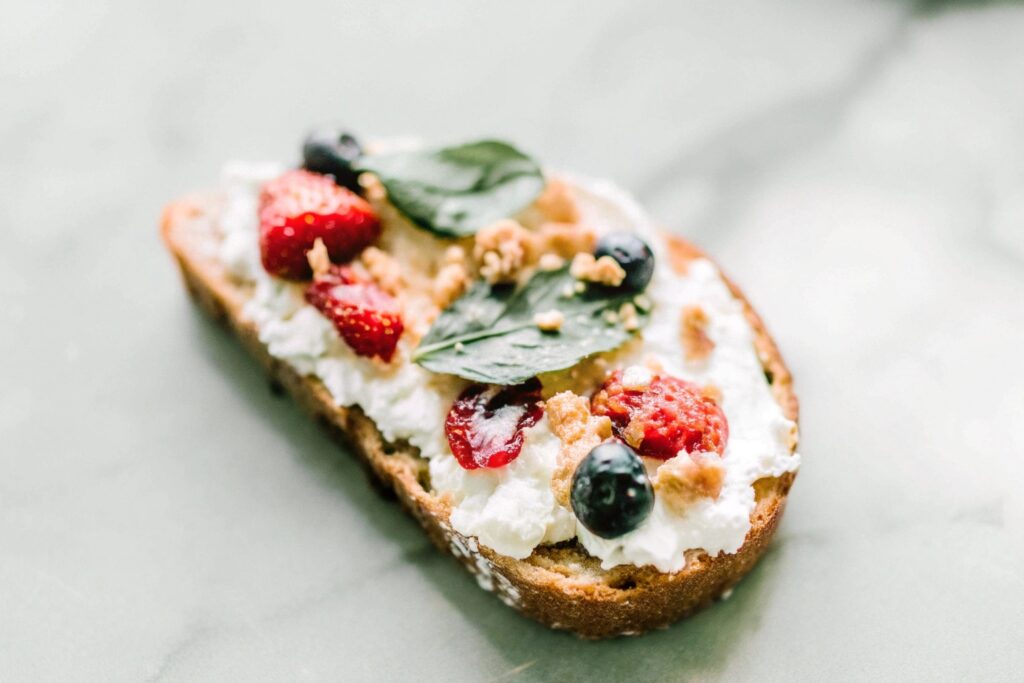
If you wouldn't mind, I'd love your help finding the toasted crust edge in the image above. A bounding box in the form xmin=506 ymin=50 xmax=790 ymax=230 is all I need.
xmin=160 ymin=193 xmax=799 ymax=639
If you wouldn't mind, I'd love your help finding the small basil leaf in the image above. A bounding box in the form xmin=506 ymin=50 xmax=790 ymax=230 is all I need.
xmin=355 ymin=140 xmax=545 ymax=237
xmin=413 ymin=267 xmax=648 ymax=384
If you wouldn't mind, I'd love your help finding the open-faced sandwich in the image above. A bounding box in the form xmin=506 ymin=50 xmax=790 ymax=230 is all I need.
xmin=161 ymin=129 xmax=800 ymax=638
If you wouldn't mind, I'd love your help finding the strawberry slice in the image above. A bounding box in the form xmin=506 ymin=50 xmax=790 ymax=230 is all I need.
xmin=305 ymin=265 xmax=404 ymax=361
xmin=592 ymin=371 xmax=728 ymax=460
xmin=259 ymin=170 xmax=379 ymax=280
xmin=445 ymin=380 xmax=544 ymax=470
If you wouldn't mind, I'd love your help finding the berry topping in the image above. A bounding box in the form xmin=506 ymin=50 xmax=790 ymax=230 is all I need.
xmin=591 ymin=370 xmax=728 ymax=460
xmin=571 ymin=441 xmax=654 ymax=539
xmin=302 ymin=127 xmax=364 ymax=191
xmin=594 ymin=232 xmax=655 ymax=291
xmin=259 ymin=170 xmax=379 ymax=280
xmin=305 ymin=265 xmax=404 ymax=361
xmin=445 ymin=380 xmax=544 ymax=470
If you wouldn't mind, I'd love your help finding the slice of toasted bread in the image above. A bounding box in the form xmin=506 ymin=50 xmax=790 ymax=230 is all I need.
xmin=161 ymin=192 xmax=799 ymax=639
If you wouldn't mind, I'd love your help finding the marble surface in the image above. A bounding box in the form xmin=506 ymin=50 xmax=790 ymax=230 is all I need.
xmin=2 ymin=1 xmax=1023 ymax=680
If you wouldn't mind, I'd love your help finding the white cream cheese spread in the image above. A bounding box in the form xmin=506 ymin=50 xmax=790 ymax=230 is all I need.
xmin=215 ymin=161 xmax=799 ymax=573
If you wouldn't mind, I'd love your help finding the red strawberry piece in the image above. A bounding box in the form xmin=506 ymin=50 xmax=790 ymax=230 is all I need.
xmin=305 ymin=265 xmax=404 ymax=361
xmin=259 ymin=169 xmax=379 ymax=280
xmin=445 ymin=379 xmax=544 ymax=470
xmin=591 ymin=371 xmax=728 ymax=460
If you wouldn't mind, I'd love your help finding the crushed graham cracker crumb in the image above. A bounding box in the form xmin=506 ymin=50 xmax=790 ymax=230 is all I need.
xmin=536 ymin=222 xmax=597 ymax=258
xmin=652 ymin=453 xmax=725 ymax=515
xmin=360 ymin=246 xmax=405 ymax=295
xmin=306 ymin=238 xmax=330 ymax=277
xmin=547 ymin=392 xmax=605 ymax=442
xmin=432 ymin=262 xmax=470 ymax=309
xmin=546 ymin=391 xmax=613 ymax=507
xmin=533 ymin=309 xmax=565 ymax=332
xmin=359 ymin=173 xmax=387 ymax=203
xmin=444 ymin=245 xmax=467 ymax=265
xmin=701 ymin=383 xmax=723 ymax=404
xmin=622 ymin=415 xmax=645 ymax=450
xmin=535 ymin=179 xmax=580 ymax=223
xmin=429 ymin=244 xmax=471 ymax=308
xmin=474 ymin=219 xmax=536 ymax=283
xmin=571 ymin=252 xmax=626 ymax=287
xmin=619 ymin=302 xmax=640 ymax=331
xmin=538 ymin=252 xmax=565 ymax=271
xmin=681 ymin=304 xmax=714 ymax=363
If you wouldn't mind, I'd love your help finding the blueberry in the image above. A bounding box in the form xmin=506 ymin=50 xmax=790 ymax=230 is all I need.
xmin=571 ymin=441 xmax=654 ymax=539
xmin=595 ymin=232 xmax=655 ymax=291
xmin=302 ymin=128 xmax=363 ymax=191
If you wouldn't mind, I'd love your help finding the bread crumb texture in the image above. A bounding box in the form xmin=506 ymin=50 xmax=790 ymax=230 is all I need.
xmin=546 ymin=391 xmax=613 ymax=507
xmin=618 ymin=302 xmax=640 ymax=331
xmin=534 ymin=309 xmax=565 ymax=332
xmin=538 ymin=252 xmax=566 ymax=271
xmin=536 ymin=221 xmax=597 ymax=258
xmin=306 ymin=237 xmax=331 ymax=277
xmin=431 ymin=246 xmax=471 ymax=308
xmin=360 ymin=246 xmax=405 ymax=295
xmin=701 ymin=383 xmax=723 ymax=404
xmin=571 ymin=252 xmax=626 ymax=287
xmin=681 ymin=304 xmax=714 ymax=363
xmin=475 ymin=219 xmax=534 ymax=284
xmin=534 ymin=178 xmax=580 ymax=223
xmin=652 ymin=453 xmax=726 ymax=515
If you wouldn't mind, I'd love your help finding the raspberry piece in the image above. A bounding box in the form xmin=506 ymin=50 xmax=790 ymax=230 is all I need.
xmin=591 ymin=371 xmax=728 ymax=460
xmin=259 ymin=170 xmax=379 ymax=280
xmin=305 ymin=265 xmax=403 ymax=361
xmin=445 ymin=380 xmax=544 ymax=470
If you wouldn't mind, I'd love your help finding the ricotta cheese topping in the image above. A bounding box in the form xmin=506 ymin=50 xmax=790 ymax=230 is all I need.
xmin=216 ymin=161 xmax=800 ymax=573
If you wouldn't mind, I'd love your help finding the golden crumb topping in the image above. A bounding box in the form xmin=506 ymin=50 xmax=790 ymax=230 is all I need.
xmin=618 ymin=302 xmax=640 ymax=332
xmin=533 ymin=309 xmax=565 ymax=332
xmin=429 ymin=245 xmax=471 ymax=309
xmin=444 ymin=245 xmax=467 ymax=264
xmin=652 ymin=453 xmax=725 ymax=515
xmin=474 ymin=219 xmax=535 ymax=284
xmin=546 ymin=391 xmax=613 ymax=507
xmin=570 ymin=252 xmax=626 ymax=287
xmin=360 ymin=246 xmax=405 ymax=295
xmin=681 ymin=304 xmax=714 ymax=363
xmin=534 ymin=179 xmax=580 ymax=223
xmin=432 ymin=262 xmax=470 ymax=309
xmin=306 ymin=238 xmax=331 ymax=277
xmin=701 ymin=383 xmax=723 ymax=404
xmin=536 ymin=221 xmax=597 ymax=259
xmin=537 ymin=252 xmax=566 ymax=271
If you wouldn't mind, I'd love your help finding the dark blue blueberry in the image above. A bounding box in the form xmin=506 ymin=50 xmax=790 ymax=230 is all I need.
xmin=302 ymin=128 xmax=363 ymax=191
xmin=595 ymin=232 xmax=655 ymax=291
xmin=571 ymin=441 xmax=654 ymax=539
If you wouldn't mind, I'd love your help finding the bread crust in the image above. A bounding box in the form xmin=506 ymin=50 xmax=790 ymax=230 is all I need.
xmin=160 ymin=193 xmax=799 ymax=639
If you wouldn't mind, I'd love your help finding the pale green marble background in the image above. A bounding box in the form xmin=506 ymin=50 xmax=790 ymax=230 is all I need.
xmin=2 ymin=1 xmax=1022 ymax=680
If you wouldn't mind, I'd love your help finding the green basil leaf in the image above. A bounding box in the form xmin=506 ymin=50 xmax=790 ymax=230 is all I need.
xmin=355 ymin=140 xmax=545 ymax=237
xmin=412 ymin=267 xmax=649 ymax=384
